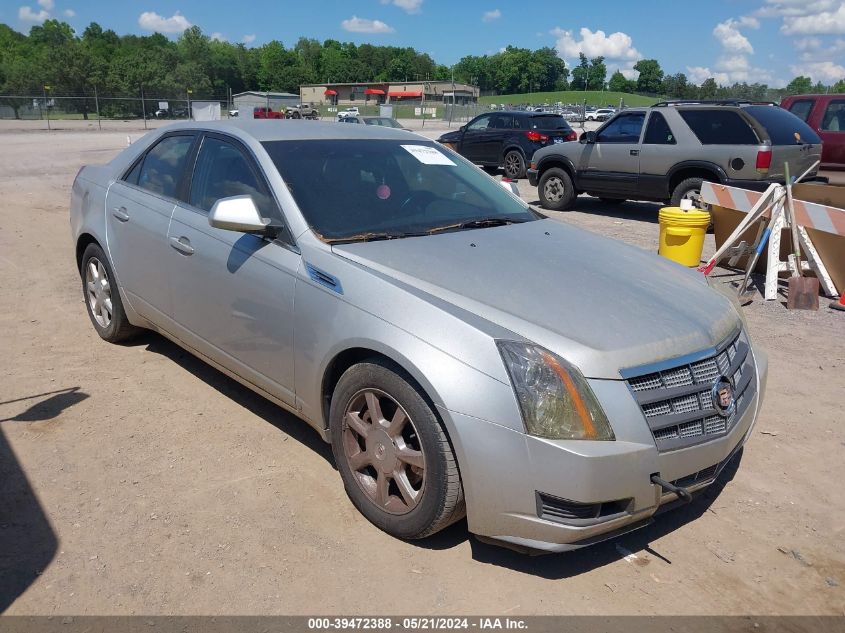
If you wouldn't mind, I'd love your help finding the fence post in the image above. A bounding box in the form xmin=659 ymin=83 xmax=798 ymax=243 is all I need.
xmin=94 ymin=85 xmax=101 ymax=131
xmin=140 ymin=85 xmax=147 ymax=130
xmin=43 ymin=85 xmax=51 ymax=131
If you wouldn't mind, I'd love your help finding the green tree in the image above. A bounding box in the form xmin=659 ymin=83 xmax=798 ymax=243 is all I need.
xmin=699 ymin=77 xmax=718 ymax=99
xmin=633 ymin=59 xmax=663 ymax=94
xmin=785 ymin=76 xmax=813 ymax=95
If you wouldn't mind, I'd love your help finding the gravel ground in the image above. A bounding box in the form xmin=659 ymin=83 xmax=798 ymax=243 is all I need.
xmin=1 ymin=122 xmax=843 ymax=616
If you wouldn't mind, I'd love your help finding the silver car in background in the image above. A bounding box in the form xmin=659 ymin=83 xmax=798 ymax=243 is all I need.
xmin=70 ymin=120 xmax=767 ymax=553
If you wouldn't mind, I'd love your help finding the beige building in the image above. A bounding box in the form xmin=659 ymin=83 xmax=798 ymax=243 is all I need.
xmin=300 ymin=81 xmax=478 ymax=106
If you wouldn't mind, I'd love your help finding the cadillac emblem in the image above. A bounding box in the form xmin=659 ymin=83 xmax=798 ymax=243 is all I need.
xmin=711 ymin=376 xmax=736 ymax=418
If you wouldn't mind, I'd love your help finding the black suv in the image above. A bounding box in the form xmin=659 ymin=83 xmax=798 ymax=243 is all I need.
xmin=438 ymin=111 xmax=577 ymax=179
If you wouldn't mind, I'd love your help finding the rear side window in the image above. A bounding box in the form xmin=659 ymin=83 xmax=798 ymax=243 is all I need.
xmin=821 ymin=100 xmax=845 ymax=132
xmin=678 ymin=110 xmax=758 ymax=145
xmin=745 ymin=105 xmax=822 ymax=144
xmin=135 ymin=135 xmax=194 ymax=198
xmin=787 ymin=99 xmax=814 ymax=122
xmin=643 ymin=112 xmax=676 ymax=144
xmin=529 ymin=115 xmax=571 ymax=130
xmin=490 ymin=114 xmax=512 ymax=129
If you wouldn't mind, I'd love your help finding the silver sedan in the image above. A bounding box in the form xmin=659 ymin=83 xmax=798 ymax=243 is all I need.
xmin=70 ymin=120 xmax=767 ymax=553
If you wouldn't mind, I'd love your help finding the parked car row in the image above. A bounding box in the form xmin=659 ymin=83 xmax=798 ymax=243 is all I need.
xmin=444 ymin=100 xmax=826 ymax=211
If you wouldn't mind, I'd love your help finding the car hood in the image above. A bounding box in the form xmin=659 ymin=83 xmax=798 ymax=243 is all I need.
xmin=332 ymin=219 xmax=740 ymax=379
xmin=437 ymin=130 xmax=461 ymax=144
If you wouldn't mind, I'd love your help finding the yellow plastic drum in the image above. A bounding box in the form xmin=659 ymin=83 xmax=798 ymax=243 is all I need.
xmin=658 ymin=207 xmax=711 ymax=267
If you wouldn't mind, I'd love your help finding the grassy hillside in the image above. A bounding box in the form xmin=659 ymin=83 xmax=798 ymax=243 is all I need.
xmin=479 ymin=91 xmax=661 ymax=107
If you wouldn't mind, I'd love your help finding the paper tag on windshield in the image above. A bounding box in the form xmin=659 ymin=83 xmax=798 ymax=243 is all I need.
xmin=401 ymin=144 xmax=456 ymax=166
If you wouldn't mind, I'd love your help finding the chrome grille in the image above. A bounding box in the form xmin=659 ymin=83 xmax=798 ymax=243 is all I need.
xmin=623 ymin=329 xmax=757 ymax=452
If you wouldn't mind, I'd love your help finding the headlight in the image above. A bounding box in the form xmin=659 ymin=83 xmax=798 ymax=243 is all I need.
xmin=497 ymin=341 xmax=615 ymax=441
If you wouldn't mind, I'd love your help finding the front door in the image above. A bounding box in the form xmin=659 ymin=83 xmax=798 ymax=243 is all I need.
xmin=577 ymin=111 xmax=645 ymax=196
xmin=166 ymin=134 xmax=299 ymax=404
xmin=817 ymin=98 xmax=845 ymax=169
xmin=104 ymin=133 xmax=196 ymax=321
xmin=460 ymin=114 xmax=494 ymax=162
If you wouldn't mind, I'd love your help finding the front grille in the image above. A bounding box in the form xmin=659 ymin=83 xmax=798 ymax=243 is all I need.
xmin=625 ymin=329 xmax=757 ymax=452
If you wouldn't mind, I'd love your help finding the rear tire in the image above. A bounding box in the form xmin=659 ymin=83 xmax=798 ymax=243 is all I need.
xmin=329 ymin=359 xmax=465 ymax=540
xmin=538 ymin=167 xmax=576 ymax=211
xmin=80 ymin=243 xmax=141 ymax=343
xmin=670 ymin=177 xmax=708 ymax=208
xmin=503 ymin=150 xmax=526 ymax=179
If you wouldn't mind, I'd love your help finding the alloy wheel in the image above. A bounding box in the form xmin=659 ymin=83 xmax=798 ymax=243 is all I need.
xmin=504 ymin=153 xmax=521 ymax=178
xmin=342 ymin=388 xmax=426 ymax=515
xmin=85 ymin=257 xmax=112 ymax=328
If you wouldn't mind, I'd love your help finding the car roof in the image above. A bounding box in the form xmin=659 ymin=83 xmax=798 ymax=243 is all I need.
xmin=158 ymin=120 xmax=419 ymax=142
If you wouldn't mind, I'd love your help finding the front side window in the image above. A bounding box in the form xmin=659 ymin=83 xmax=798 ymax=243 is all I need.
xmin=132 ymin=134 xmax=194 ymax=197
xmin=821 ymin=100 xmax=845 ymax=131
xmin=467 ymin=115 xmax=492 ymax=131
xmin=597 ymin=113 xmax=645 ymax=143
xmin=643 ymin=112 xmax=676 ymax=144
xmin=262 ymin=140 xmax=535 ymax=241
xmin=189 ymin=137 xmax=276 ymax=218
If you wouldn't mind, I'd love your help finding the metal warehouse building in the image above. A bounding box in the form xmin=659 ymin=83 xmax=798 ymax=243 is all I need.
xmin=300 ymin=81 xmax=478 ymax=106
xmin=232 ymin=91 xmax=300 ymax=115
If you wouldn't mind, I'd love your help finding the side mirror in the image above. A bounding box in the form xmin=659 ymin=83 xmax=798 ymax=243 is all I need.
xmin=580 ymin=131 xmax=597 ymax=144
xmin=208 ymin=195 xmax=270 ymax=234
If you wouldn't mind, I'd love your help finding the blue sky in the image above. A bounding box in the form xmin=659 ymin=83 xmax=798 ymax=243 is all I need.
xmin=3 ymin=0 xmax=845 ymax=87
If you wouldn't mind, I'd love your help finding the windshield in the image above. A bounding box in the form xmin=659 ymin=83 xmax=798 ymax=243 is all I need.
xmin=528 ymin=115 xmax=571 ymax=130
xmin=262 ymin=139 xmax=535 ymax=241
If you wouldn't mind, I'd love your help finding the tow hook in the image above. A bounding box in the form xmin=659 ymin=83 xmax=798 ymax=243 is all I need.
xmin=651 ymin=474 xmax=693 ymax=504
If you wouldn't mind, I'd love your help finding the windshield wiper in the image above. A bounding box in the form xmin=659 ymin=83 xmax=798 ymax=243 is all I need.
xmin=327 ymin=231 xmax=429 ymax=244
xmin=427 ymin=217 xmax=529 ymax=234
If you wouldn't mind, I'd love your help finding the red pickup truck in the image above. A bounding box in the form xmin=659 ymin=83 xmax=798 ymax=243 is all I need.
xmin=781 ymin=94 xmax=845 ymax=170
xmin=252 ymin=107 xmax=285 ymax=119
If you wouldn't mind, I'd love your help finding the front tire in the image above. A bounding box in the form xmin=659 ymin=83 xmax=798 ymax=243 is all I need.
xmin=503 ymin=150 xmax=526 ymax=179
xmin=80 ymin=243 xmax=141 ymax=343
xmin=329 ymin=359 xmax=465 ymax=540
xmin=538 ymin=167 xmax=576 ymax=211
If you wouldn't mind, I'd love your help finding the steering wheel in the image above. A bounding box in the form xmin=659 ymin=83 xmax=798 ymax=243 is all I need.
xmin=398 ymin=190 xmax=437 ymax=214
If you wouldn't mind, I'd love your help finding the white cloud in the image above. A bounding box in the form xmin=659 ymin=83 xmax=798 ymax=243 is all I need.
xmin=63 ymin=8 xmax=75 ymax=16
xmin=789 ymin=60 xmax=845 ymax=82
xmin=713 ymin=19 xmax=755 ymax=54
xmin=210 ymin=32 xmax=226 ymax=42
xmin=686 ymin=66 xmax=718 ymax=84
xmin=551 ymin=27 xmax=641 ymax=62
xmin=757 ymin=0 xmax=839 ymax=19
xmin=482 ymin=9 xmax=501 ymax=22
xmin=380 ymin=0 xmax=423 ymax=14
xmin=341 ymin=16 xmax=394 ymax=33
xmin=138 ymin=11 xmax=192 ymax=34
xmin=782 ymin=2 xmax=845 ymax=34
xmin=242 ymin=33 xmax=256 ymax=44
xmin=18 ymin=6 xmax=50 ymax=22
xmin=37 ymin=0 xmax=53 ymax=9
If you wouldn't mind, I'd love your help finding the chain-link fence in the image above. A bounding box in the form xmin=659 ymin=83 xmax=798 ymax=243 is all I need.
xmin=0 ymin=91 xmax=492 ymax=130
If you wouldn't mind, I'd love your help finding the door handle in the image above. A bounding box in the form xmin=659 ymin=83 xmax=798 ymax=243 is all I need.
xmin=630 ymin=150 xmax=640 ymax=156
xmin=111 ymin=207 xmax=130 ymax=222
xmin=169 ymin=236 xmax=195 ymax=255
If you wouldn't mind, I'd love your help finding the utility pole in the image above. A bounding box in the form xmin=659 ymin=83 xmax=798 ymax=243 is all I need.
xmin=187 ymin=88 xmax=193 ymax=120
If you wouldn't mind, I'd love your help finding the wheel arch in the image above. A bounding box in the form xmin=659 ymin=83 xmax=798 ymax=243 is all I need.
xmin=76 ymin=232 xmax=101 ymax=272
xmin=667 ymin=161 xmax=727 ymax=194
xmin=536 ymin=155 xmax=577 ymax=182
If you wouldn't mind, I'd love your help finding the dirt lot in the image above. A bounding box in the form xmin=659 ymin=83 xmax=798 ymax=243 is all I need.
xmin=1 ymin=121 xmax=844 ymax=616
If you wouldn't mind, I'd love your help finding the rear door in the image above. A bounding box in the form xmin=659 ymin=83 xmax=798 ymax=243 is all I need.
xmin=104 ymin=133 xmax=196 ymax=321
xmin=165 ymin=133 xmax=299 ymax=404
xmin=638 ymin=111 xmax=681 ymax=199
xmin=577 ymin=111 xmax=645 ymax=195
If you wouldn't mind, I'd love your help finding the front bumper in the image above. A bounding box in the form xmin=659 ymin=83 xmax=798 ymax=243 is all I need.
xmin=527 ymin=168 xmax=539 ymax=187
xmin=439 ymin=344 xmax=768 ymax=553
